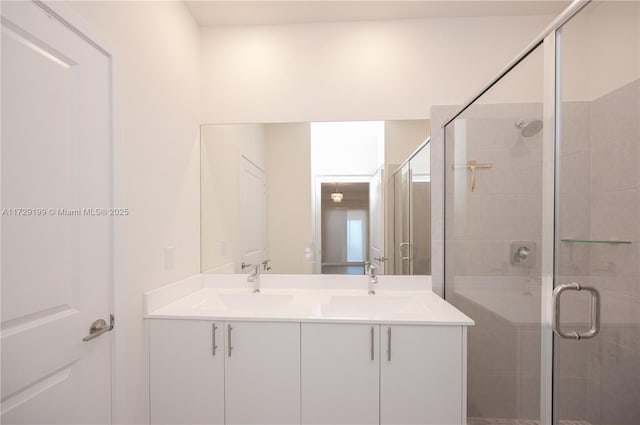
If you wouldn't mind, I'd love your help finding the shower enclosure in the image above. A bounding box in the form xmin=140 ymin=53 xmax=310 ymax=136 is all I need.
xmin=393 ymin=140 xmax=431 ymax=275
xmin=443 ymin=1 xmax=639 ymax=424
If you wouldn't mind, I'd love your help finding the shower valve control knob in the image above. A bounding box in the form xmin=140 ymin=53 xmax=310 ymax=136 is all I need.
xmin=511 ymin=241 xmax=536 ymax=267
xmin=516 ymin=246 xmax=530 ymax=260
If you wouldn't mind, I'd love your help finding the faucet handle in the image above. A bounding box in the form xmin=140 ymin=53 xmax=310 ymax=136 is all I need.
xmin=364 ymin=261 xmax=371 ymax=275
xmin=241 ymin=262 xmax=253 ymax=270
xmin=369 ymin=265 xmax=377 ymax=277
xmin=262 ymin=259 xmax=271 ymax=271
xmin=368 ymin=266 xmax=377 ymax=295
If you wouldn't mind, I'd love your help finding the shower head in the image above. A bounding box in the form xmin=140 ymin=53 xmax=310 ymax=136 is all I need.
xmin=516 ymin=119 xmax=543 ymax=137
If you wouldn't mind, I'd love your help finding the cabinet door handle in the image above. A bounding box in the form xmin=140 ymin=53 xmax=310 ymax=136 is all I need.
xmin=227 ymin=324 xmax=233 ymax=357
xmin=212 ymin=324 xmax=218 ymax=356
xmin=387 ymin=327 xmax=392 ymax=362
xmin=370 ymin=326 xmax=375 ymax=361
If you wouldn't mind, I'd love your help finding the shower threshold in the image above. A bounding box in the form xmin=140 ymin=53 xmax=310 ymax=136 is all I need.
xmin=468 ymin=418 xmax=591 ymax=425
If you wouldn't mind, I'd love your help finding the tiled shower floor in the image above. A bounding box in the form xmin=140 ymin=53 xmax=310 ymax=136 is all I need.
xmin=468 ymin=418 xmax=592 ymax=425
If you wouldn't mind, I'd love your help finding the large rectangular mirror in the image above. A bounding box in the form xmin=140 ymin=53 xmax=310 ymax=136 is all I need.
xmin=201 ymin=120 xmax=430 ymax=275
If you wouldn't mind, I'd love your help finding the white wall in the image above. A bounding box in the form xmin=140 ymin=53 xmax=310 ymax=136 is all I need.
xmin=384 ymin=120 xmax=430 ymax=167
xmin=201 ymin=124 xmax=263 ymax=272
xmin=64 ymin=2 xmax=201 ymax=424
xmin=562 ymin=1 xmax=640 ymax=101
xmin=201 ymin=124 xmax=265 ymax=272
xmin=201 ymin=15 xmax=555 ymax=123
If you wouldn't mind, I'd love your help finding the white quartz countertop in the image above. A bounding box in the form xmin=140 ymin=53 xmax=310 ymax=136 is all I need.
xmin=144 ymin=275 xmax=473 ymax=326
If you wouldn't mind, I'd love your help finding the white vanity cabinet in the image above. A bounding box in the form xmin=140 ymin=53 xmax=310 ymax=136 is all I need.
xmin=380 ymin=325 xmax=463 ymax=425
xmin=301 ymin=323 xmax=380 ymax=425
xmin=149 ymin=319 xmax=225 ymax=425
xmin=224 ymin=321 xmax=300 ymax=425
xmin=150 ymin=320 xmax=300 ymax=425
xmin=146 ymin=283 xmax=471 ymax=425
xmin=301 ymin=323 xmax=465 ymax=425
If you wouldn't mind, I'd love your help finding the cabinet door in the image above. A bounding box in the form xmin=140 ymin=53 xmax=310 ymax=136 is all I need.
xmin=381 ymin=325 xmax=463 ymax=425
xmin=302 ymin=323 xmax=379 ymax=425
xmin=150 ymin=319 xmax=224 ymax=425
xmin=225 ymin=321 xmax=300 ymax=425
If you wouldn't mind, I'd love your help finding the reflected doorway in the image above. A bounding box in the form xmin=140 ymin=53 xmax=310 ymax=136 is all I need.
xmin=320 ymin=182 xmax=369 ymax=275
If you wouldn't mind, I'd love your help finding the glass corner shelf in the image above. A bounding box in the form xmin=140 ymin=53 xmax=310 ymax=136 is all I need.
xmin=560 ymin=238 xmax=632 ymax=244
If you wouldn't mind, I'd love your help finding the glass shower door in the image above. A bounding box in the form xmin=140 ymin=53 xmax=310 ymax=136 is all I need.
xmin=394 ymin=164 xmax=410 ymax=275
xmin=444 ymin=45 xmax=545 ymax=424
xmin=393 ymin=142 xmax=431 ymax=275
xmin=409 ymin=143 xmax=431 ymax=275
xmin=554 ymin=2 xmax=640 ymax=424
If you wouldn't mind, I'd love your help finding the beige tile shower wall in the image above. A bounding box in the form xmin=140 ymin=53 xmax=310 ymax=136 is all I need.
xmin=264 ymin=123 xmax=312 ymax=274
xmin=586 ymin=79 xmax=640 ymax=425
xmin=446 ymin=103 xmax=544 ymax=280
xmin=557 ymin=100 xmax=592 ymax=422
xmin=558 ymin=4 xmax=640 ymax=422
xmin=558 ymin=101 xmax=592 ymax=290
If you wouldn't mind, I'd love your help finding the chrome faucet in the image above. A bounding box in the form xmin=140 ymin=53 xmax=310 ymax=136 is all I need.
xmin=262 ymin=259 xmax=271 ymax=271
xmin=368 ymin=265 xmax=378 ymax=295
xmin=247 ymin=265 xmax=260 ymax=293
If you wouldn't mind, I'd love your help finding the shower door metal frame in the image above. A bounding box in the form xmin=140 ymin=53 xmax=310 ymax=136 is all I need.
xmin=441 ymin=1 xmax=592 ymax=424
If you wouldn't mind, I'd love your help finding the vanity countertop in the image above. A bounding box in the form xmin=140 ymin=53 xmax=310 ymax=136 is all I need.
xmin=144 ymin=274 xmax=473 ymax=326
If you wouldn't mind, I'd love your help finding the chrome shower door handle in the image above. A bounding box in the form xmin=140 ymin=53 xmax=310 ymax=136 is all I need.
xmin=552 ymin=282 xmax=600 ymax=340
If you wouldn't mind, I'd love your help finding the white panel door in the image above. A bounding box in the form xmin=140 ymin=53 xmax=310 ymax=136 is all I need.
xmin=302 ymin=323 xmax=380 ymax=425
xmin=369 ymin=167 xmax=385 ymax=273
xmin=381 ymin=325 xmax=463 ymax=425
xmin=239 ymin=156 xmax=266 ymax=270
xmin=1 ymin=2 xmax=112 ymax=424
xmin=225 ymin=321 xmax=300 ymax=425
xmin=150 ymin=320 xmax=224 ymax=425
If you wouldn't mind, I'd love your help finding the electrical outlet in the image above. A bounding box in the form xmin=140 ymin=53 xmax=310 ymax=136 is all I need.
xmin=302 ymin=242 xmax=315 ymax=263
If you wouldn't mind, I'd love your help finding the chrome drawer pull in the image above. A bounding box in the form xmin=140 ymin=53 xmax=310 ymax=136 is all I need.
xmin=212 ymin=324 xmax=218 ymax=356
xmin=370 ymin=327 xmax=375 ymax=361
xmin=228 ymin=324 xmax=233 ymax=357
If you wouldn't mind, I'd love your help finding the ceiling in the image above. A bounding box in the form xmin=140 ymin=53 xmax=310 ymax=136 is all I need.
xmin=185 ymin=1 xmax=571 ymax=27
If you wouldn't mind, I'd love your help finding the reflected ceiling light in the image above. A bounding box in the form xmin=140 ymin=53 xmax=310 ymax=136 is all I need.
xmin=331 ymin=185 xmax=343 ymax=203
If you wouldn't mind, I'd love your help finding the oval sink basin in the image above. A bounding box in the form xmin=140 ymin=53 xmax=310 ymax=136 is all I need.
xmin=324 ymin=295 xmax=426 ymax=317
xmin=218 ymin=293 xmax=294 ymax=311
